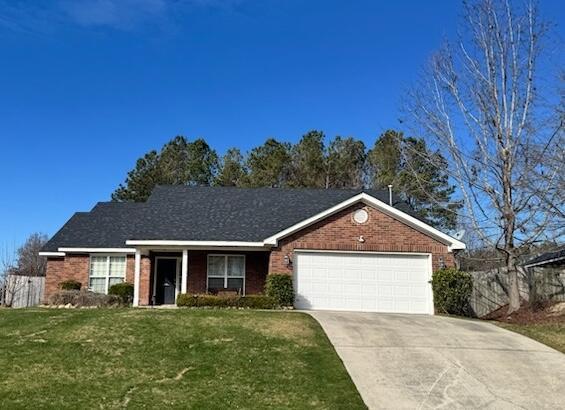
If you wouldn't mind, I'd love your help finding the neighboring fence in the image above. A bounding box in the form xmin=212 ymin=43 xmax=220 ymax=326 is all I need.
xmin=469 ymin=267 xmax=565 ymax=317
xmin=1 ymin=275 xmax=45 ymax=308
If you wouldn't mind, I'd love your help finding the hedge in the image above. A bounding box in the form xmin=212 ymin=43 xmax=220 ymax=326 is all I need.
xmin=59 ymin=279 xmax=81 ymax=291
xmin=47 ymin=290 xmax=125 ymax=308
xmin=431 ymin=268 xmax=473 ymax=316
xmin=265 ymin=274 xmax=294 ymax=306
xmin=108 ymin=282 xmax=134 ymax=304
xmin=176 ymin=293 xmax=278 ymax=309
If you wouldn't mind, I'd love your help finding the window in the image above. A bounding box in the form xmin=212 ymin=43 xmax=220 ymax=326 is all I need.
xmin=353 ymin=209 xmax=369 ymax=224
xmin=89 ymin=255 xmax=126 ymax=294
xmin=207 ymin=255 xmax=245 ymax=294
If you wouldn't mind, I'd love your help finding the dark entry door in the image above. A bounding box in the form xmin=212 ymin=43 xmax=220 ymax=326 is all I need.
xmin=156 ymin=258 xmax=177 ymax=305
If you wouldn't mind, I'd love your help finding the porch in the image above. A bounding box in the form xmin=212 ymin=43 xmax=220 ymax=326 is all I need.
xmin=133 ymin=249 xmax=270 ymax=306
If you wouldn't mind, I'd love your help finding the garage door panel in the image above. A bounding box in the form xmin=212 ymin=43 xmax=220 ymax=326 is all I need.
xmin=343 ymin=283 xmax=361 ymax=295
xmin=411 ymin=285 xmax=427 ymax=298
xmin=361 ymin=271 xmax=377 ymax=281
xmin=377 ymin=270 xmax=394 ymax=281
xmin=327 ymin=283 xmax=342 ymax=293
xmin=311 ymin=268 xmax=327 ymax=280
xmin=395 ymin=285 xmax=410 ymax=297
xmin=295 ymin=252 xmax=432 ymax=314
xmin=378 ymin=285 xmax=393 ymax=296
xmin=361 ymin=285 xmax=377 ymax=297
xmin=327 ymin=269 xmax=342 ymax=280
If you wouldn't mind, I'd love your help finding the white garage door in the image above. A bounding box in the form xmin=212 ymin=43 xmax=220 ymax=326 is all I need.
xmin=294 ymin=252 xmax=432 ymax=314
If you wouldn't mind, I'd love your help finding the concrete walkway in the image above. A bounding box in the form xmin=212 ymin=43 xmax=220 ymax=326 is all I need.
xmin=308 ymin=311 xmax=565 ymax=409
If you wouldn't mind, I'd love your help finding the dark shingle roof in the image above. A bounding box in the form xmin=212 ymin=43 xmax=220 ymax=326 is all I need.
xmin=42 ymin=185 xmax=422 ymax=251
xmin=523 ymin=246 xmax=565 ymax=268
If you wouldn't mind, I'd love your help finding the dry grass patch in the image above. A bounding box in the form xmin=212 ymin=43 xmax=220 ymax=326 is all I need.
xmin=241 ymin=312 xmax=317 ymax=346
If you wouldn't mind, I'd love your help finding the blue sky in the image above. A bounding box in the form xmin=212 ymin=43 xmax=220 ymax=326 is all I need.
xmin=0 ymin=0 xmax=563 ymax=250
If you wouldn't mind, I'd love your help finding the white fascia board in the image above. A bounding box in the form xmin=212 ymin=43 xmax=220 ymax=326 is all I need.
xmin=39 ymin=251 xmax=66 ymax=257
xmin=264 ymin=192 xmax=466 ymax=250
xmin=294 ymin=249 xmax=432 ymax=256
xmin=58 ymin=247 xmax=137 ymax=254
xmin=125 ymin=240 xmax=267 ymax=248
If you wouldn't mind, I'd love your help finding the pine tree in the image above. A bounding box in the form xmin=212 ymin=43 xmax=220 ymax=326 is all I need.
xmin=367 ymin=130 xmax=461 ymax=230
xmin=215 ymin=148 xmax=247 ymax=186
xmin=244 ymin=138 xmax=292 ymax=188
xmin=112 ymin=150 xmax=162 ymax=202
xmin=325 ymin=136 xmax=366 ymax=188
xmin=288 ymin=130 xmax=326 ymax=188
xmin=186 ymin=138 xmax=219 ymax=186
xmin=112 ymin=136 xmax=218 ymax=201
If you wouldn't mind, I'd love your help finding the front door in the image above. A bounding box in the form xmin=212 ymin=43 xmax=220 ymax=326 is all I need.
xmin=155 ymin=258 xmax=178 ymax=305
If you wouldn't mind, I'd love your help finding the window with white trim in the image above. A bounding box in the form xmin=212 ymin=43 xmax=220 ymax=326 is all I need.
xmin=89 ymin=255 xmax=126 ymax=294
xmin=207 ymin=255 xmax=245 ymax=293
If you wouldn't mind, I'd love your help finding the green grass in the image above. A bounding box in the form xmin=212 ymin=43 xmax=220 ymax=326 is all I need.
xmin=0 ymin=308 xmax=365 ymax=409
xmin=497 ymin=322 xmax=565 ymax=353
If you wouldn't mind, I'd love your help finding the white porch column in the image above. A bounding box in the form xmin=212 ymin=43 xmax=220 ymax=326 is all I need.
xmin=133 ymin=249 xmax=141 ymax=307
xmin=181 ymin=249 xmax=188 ymax=294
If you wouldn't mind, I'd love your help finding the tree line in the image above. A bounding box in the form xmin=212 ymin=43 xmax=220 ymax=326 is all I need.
xmin=112 ymin=130 xmax=461 ymax=230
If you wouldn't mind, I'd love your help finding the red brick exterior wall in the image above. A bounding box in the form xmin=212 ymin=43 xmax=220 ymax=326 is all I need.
xmin=268 ymin=202 xmax=454 ymax=274
xmin=44 ymin=254 xmax=89 ymax=302
xmin=44 ymin=254 xmax=137 ymax=303
xmin=139 ymin=256 xmax=151 ymax=305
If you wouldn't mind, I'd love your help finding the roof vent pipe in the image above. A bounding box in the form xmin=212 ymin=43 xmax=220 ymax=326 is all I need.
xmin=388 ymin=185 xmax=393 ymax=206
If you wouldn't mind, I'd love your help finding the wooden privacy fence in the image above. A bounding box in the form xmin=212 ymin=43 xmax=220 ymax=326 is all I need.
xmin=1 ymin=275 xmax=45 ymax=308
xmin=469 ymin=267 xmax=565 ymax=317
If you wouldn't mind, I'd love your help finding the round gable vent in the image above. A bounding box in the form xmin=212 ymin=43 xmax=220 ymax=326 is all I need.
xmin=353 ymin=209 xmax=369 ymax=224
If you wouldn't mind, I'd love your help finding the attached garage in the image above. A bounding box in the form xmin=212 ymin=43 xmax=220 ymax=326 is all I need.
xmin=294 ymin=251 xmax=433 ymax=314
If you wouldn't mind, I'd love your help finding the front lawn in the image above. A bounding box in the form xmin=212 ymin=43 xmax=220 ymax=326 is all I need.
xmin=0 ymin=308 xmax=365 ymax=409
xmin=496 ymin=322 xmax=565 ymax=353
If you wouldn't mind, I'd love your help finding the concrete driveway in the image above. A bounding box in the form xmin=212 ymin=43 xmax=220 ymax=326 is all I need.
xmin=308 ymin=311 xmax=565 ymax=409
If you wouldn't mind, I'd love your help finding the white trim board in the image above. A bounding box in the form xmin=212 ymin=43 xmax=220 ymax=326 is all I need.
xmin=294 ymin=249 xmax=433 ymax=256
xmin=126 ymin=240 xmax=266 ymax=248
xmin=58 ymin=247 xmax=137 ymax=254
xmin=39 ymin=252 xmax=66 ymax=257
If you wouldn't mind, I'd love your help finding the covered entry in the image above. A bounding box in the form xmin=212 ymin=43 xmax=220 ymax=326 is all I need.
xmin=294 ymin=251 xmax=433 ymax=314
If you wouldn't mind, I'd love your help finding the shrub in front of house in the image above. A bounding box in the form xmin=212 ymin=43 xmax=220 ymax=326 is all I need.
xmin=47 ymin=290 xmax=125 ymax=308
xmin=176 ymin=293 xmax=277 ymax=309
xmin=48 ymin=290 xmax=78 ymax=306
xmin=237 ymin=294 xmax=277 ymax=309
xmin=59 ymin=279 xmax=82 ymax=291
xmin=73 ymin=291 xmax=123 ymax=307
xmin=265 ymin=274 xmax=294 ymax=306
xmin=197 ymin=294 xmax=239 ymax=308
xmin=108 ymin=282 xmax=134 ymax=304
xmin=431 ymin=268 xmax=473 ymax=316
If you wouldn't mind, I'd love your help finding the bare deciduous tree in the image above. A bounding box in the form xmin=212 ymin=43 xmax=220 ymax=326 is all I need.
xmin=16 ymin=233 xmax=48 ymax=277
xmin=0 ymin=233 xmax=48 ymax=307
xmin=405 ymin=0 xmax=564 ymax=313
xmin=0 ymin=243 xmax=18 ymax=307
